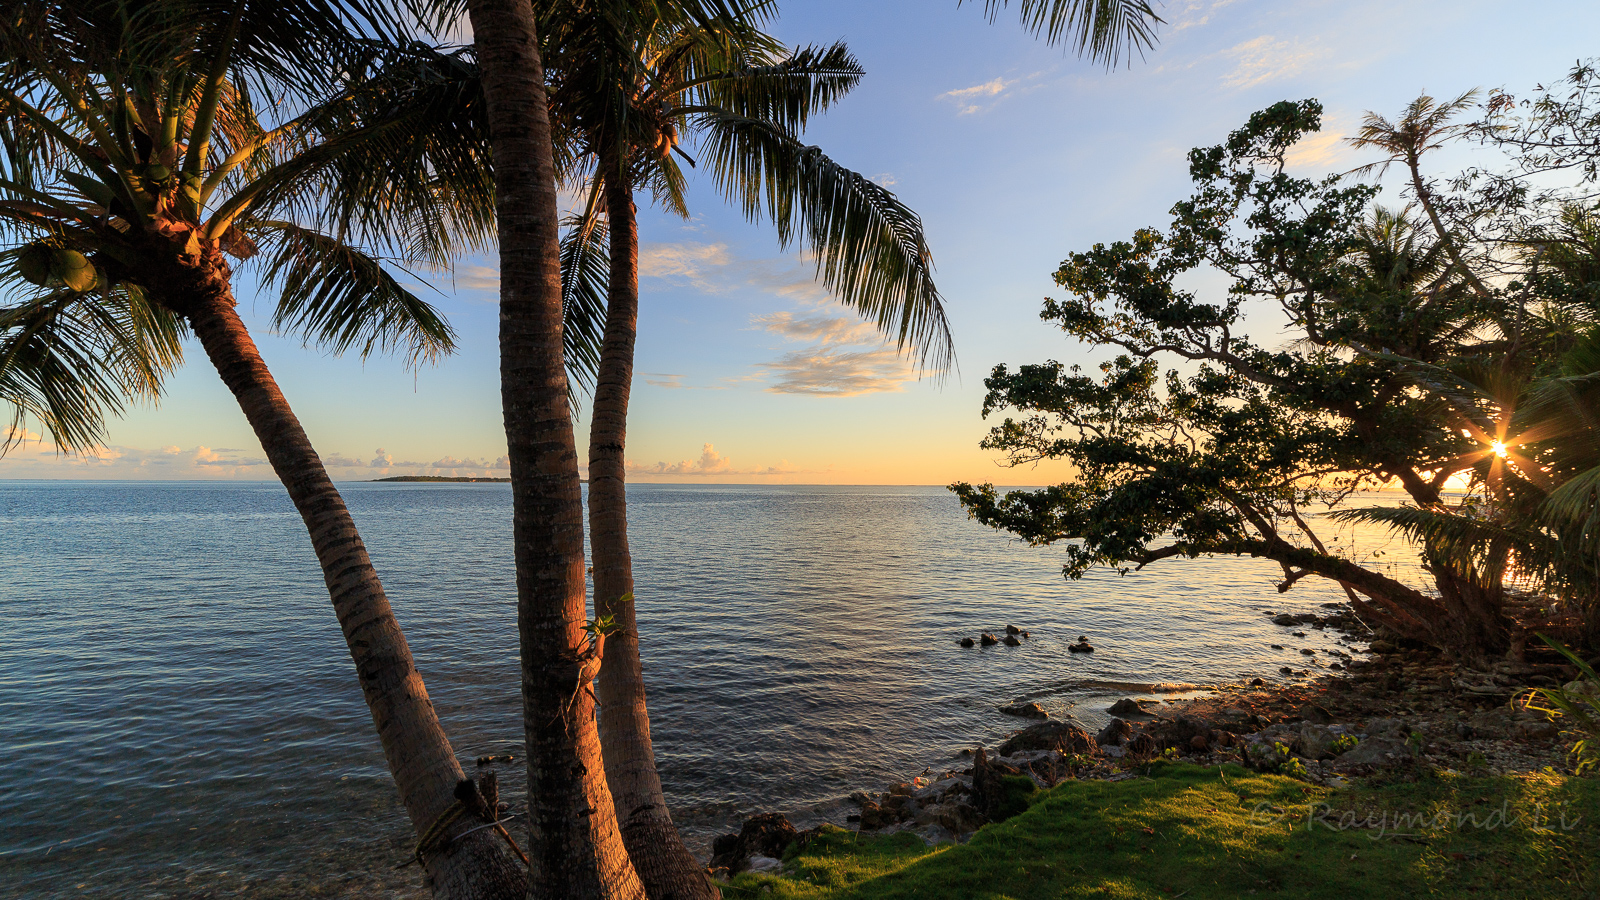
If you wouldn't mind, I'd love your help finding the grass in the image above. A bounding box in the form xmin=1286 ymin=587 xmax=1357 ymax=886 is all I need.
xmin=724 ymin=762 xmax=1599 ymax=899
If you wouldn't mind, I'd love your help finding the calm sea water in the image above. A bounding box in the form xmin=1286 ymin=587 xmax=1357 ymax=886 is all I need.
xmin=0 ymin=482 xmax=1417 ymax=898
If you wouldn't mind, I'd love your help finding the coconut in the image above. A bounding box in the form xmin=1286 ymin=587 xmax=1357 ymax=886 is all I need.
xmin=53 ymin=248 xmax=99 ymax=292
xmin=145 ymin=164 xmax=172 ymax=182
xmin=16 ymin=242 xmax=54 ymax=286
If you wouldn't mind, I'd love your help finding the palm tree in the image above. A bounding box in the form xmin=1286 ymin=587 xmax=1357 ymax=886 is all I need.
xmin=0 ymin=3 xmax=525 ymax=895
xmin=455 ymin=0 xmax=665 ymax=894
xmin=549 ymin=15 xmax=946 ymax=898
xmin=548 ymin=4 xmax=1160 ymax=897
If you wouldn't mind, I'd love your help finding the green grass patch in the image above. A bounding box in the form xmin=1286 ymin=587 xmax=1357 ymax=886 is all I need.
xmin=726 ymin=763 xmax=1599 ymax=899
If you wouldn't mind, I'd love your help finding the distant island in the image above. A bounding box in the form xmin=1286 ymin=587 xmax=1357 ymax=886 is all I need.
xmin=370 ymin=476 xmax=510 ymax=483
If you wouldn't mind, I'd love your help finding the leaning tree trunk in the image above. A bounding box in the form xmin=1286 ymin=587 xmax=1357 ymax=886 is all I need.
xmin=168 ymin=252 xmax=525 ymax=900
xmin=589 ymin=175 xmax=720 ymax=900
xmin=464 ymin=1 xmax=645 ymax=897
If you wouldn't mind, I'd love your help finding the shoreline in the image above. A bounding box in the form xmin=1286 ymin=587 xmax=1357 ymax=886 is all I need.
xmin=701 ymin=610 xmax=1580 ymax=874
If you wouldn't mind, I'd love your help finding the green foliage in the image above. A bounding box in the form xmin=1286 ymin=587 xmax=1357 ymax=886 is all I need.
xmin=951 ymin=100 xmax=1473 ymax=633
xmin=968 ymin=1 xmax=1162 ymax=67
xmin=585 ymin=608 xmax=624 ymax=639
xmin=730 ymin=764 xmax=1598 ymax=899
xmin=952 ymin=88 xmax=1600 ymax=655
xmin=0 ymin=3 xmax=483 ymax=452
xmin=1329 ymin=734 xmax=1359 ymax=755
xmin=1521 ymin=634 xmax=1600 ymax=774
xmin=1245 ymin=741 xmax=1307 ymax=778
xmin=546 ymin=9 xmax=952 ymax=394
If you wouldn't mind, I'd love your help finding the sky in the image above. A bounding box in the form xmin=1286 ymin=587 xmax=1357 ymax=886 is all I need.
xmin=4 ymin=0 xmax=1598 ymax=484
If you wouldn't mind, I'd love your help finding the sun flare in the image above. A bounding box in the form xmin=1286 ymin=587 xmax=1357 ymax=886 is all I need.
xmin=1491 ymin=440 xmax=1508 ymax=458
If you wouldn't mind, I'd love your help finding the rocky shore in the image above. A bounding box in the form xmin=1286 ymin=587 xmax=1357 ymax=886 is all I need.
xmin=702 ymin=614 xmax=1588 ymax=880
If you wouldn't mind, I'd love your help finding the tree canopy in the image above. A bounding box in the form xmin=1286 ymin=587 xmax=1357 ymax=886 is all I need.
xmin=952 ymin=91 xmax=1600 ymax=661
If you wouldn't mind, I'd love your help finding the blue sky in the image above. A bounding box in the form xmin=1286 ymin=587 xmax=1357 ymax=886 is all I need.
xmin=4 ymin=0 xmax=1597 ymax=482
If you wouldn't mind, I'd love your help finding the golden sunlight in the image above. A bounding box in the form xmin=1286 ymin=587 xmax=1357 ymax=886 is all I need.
xmin=1491 ymin=440 xmax=1509 ymax=458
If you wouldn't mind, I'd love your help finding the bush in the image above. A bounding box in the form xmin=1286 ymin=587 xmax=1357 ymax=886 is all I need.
xmin=1521 ymin=635 xmax=1600 ymax=774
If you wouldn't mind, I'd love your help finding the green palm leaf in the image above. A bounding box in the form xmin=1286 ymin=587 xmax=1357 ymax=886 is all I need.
xmin=0 ymin=280 xmax=182 ymax=454
xmin=696 ymin=108 xmax=952 ymax=370
xmin=969 ymin=0 xmax=1161 ymax=66
xmin=559 ymin=213 xmax=610 ymax=399
xmin=251 ymin=220 xmax=456 ymax=366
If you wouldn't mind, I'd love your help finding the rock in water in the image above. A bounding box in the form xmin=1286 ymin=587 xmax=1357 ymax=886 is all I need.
xmin=1005 ymin=625 xmax=1021 ymax=635
xmin=997 ymin=721 xmax=1097 ymax=756
xmin=1003 ymin=635 xmax=1022 ymax=646
xmin=959 ymin=637 xmax=975 ymax=648
xmin=1272 ymin=613 xmax=1299 ymax=626
xmin=1107 ymin=698 xmax=1149 ymax=716
xmin=999 ymin=702 xmax=1048 ymax=719
xmin=980 ymin=633 xmax=999 ymax=646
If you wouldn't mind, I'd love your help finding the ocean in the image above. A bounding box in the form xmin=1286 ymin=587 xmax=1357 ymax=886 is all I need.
xmin=0 ymin=481 xmax=1417 ymax=897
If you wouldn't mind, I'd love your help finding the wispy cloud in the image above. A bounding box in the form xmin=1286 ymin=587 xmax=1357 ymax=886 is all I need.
xmin=639 ymin=241 xmax=734 ymax=283
xmin=637 ymin=240 xmax=830 ymax=304
xmin=454 ymin=264 xmax=501 ymax=293
xmin=1170 ymin=0 xmax=1240 ymax=33
xmin=941 ymin=76 xmax=1017 ymax=115
xmin=1221 ymin=35 xmax=1326 ymax=90
xmin=751 ymin=309 xmax=919 ymax=396
xmin=640 ymin=372 xmax=729 ymax=391
xmin=1284 ymin=122 xmax=1356 ymax=171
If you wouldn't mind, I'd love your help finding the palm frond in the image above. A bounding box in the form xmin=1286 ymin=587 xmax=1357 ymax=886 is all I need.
xmin=696 ymin=110 xmax=953 ymax=372
xmin=690 ymin=41 xmax=863 ymax=133
xmin=0 ymin=280 xmax=183 ymax=455
xmin=969 ymin=0 xmax=1161 ymax=67
xmin=251 ymin=220 xmax=456 ymax=366
xmin=560 ymin=212 xmax=611 ymax=402
xmin=222 ymin=42 xmax=496 ymax=269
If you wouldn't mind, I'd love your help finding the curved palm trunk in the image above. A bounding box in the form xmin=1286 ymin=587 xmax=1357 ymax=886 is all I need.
xmin=589 ymin=177 xmax=719 ymax=900
xmin=168 ymin=256 xmax=525 ymax=900
xmin=464 ymin=1 xmax=645 ymax=897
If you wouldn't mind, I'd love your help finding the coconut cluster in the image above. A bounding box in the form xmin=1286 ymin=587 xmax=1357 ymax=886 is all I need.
xmin=16 ymin=242 xmax=100 ymax=293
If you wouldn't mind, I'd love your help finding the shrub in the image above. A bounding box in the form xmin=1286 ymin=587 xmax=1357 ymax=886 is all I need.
xmin=1521 ymin=635 xmax=1600 ymax=775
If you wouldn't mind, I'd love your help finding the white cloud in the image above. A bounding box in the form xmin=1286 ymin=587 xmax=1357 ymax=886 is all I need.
xmin=870 ymin=173 xmax=899 ymax=188
xmin=750 ymin=307 xmax=920 ymax=397
xmin=637 ymin=240 xmax=834 ymax=305
xmin=1221 ymin=36 xmax=1326 ymax=90
xmin=754 ymin=311 xmax=880 ymax=345
xmin=638 ymin=242 xmax=734 ymax=284
xmin=941 ymin=76 xmax=1017 ymax=115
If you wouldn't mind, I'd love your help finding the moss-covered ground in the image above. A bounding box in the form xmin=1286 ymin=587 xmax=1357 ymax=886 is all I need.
xmin=724 ymin=763 xmax=1598 ymax=899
